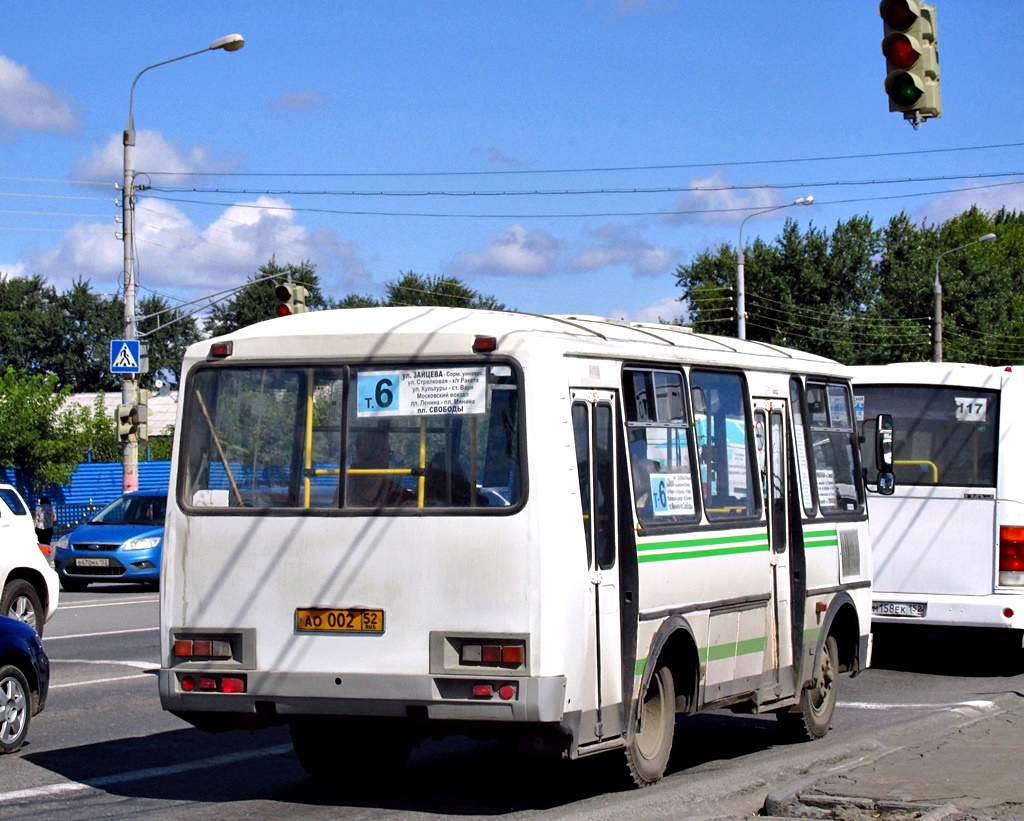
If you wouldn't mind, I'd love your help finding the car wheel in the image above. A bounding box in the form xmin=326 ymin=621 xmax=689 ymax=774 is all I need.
xmin=60 ymin=578 xmax=90 ymax=593
xmin=1 ymin=581 xmax=44 ymax=638
xmin=0 ymin=664 xmax=31 ymax=754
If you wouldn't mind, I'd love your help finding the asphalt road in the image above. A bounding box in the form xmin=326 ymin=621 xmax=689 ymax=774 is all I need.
xmin=1 ymin=589 xmax=1020 ymax=820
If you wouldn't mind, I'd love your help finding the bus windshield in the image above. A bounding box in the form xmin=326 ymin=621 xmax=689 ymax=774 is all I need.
xmin=180 ymin=362 xmax=522 ymax=511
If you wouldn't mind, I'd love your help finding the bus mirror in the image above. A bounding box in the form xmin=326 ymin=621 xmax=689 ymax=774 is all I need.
xmin=875 ymin=413 xmax=894 ymax=470
xmin=875 ymin=413 xmax=895 ymax=495
xmin=877 ymin=471 xmax=895 ymax=495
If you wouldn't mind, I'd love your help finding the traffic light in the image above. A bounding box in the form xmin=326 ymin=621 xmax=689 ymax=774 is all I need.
xmin=115 ymin=405 xmax=134 ymax=442
xmin=880 ymin=0 xmax=941 ymax=127
xmin=274 ymin=282 xmax=308 ymax=316
xmin=134 ymin=390 xmax=150 ymax=443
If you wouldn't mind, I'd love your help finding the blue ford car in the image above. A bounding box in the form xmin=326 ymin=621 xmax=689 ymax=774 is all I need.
xmin=53 ymin=489 xmax=167 ymax=592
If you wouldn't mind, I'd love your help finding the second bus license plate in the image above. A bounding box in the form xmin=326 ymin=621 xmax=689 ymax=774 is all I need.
xmin=296 ymin=608 xmax=385 ymax=634
xmin=872 ymin=601 xmax=926 ymax=618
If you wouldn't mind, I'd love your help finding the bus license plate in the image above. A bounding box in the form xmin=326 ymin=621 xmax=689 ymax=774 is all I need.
xmin=872 ymin=601 xmax=926 ymax=618
xmin=295 ymin=608 xmax=385 ymax=634
xmin=76 ymin=557 xmax=110 ymax=567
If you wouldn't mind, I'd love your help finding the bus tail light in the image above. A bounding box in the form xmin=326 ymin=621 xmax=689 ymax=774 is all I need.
xmin=179 ymin=673 xmax=247 ymax=694
xmin=173 ymin=638 xmax=234 ymax=660
xmin=999 ymin=526 xmax=1024 ymax=586
xmin=460 ymin=641 xmax=525 ymax=667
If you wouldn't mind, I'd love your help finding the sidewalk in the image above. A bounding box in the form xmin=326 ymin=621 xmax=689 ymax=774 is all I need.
xmin=761 ymin=697 xmax=1024 ymax=820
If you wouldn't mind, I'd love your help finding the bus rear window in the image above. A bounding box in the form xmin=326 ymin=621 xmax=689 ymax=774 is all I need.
xmin=180 ymin=363 xmax=522 ymax=511
xmin=859 ymin=385 xmax=997 ymax=488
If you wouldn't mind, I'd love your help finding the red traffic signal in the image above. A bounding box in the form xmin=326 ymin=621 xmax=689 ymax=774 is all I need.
xmin=274 ymin=282 xmax=308 ymax=316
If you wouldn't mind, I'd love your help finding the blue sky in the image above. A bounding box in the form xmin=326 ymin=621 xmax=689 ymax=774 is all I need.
xmin=2 ymin=2 xmax=1022 ymax=324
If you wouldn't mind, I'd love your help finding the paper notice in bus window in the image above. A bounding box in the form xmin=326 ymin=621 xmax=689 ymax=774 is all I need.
xmin=193 ymin=489 xmax=229 ymax=507
xmin=357 ymin=368 xmax=488 ymax=417
xmin=795 ymin=430 xmax=814 ymax=509
xmin=816 ymin=469 xmax=837 ymax=508
xmin=650 ymin=473 xmax=695 ymax=516
xmin=954 ymin=396 xmax=988 ymax=423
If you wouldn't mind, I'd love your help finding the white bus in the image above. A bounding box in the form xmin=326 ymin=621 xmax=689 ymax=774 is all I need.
xmin=159 ymin=307 xmax=891 ymax=787
xmin=854 ymin=362 xmax=1024 ymax=633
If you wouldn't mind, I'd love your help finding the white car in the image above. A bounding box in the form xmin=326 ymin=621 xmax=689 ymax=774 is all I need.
xmin=0 ymin=485 xmax=60 ymax=637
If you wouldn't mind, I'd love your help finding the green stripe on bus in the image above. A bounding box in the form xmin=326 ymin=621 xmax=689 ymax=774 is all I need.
xmin=635 ymin=635 xmax=767 ymax=677
xmin=802 ymin=525 xmax=838 ymax=549
xmin=699 ymin=635 xmax=767 ymax=663
xmin=637 ymin=531 xmax=770 ymax=563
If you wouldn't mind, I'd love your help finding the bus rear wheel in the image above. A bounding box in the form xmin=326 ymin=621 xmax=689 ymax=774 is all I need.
xmin=290 ymin=717 xmax=413 ymax=783
xmin=778 ymin=635 xmax=838 ymax=742
xmin=623 ymin=662 xmax=675 ymax=787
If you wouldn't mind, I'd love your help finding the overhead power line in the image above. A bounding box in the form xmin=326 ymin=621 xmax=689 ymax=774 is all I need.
xmin=136 ymin=141 xmax=1024 ymax=179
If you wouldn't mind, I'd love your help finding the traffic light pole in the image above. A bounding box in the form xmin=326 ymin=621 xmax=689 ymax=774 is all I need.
xmin=121 ymin=104 xmax=139 ymax=493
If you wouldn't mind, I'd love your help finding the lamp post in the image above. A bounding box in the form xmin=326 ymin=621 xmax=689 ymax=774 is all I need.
xmin=121 ymin=33 xmax=244 ymax=492
xmin=735 ymin=195 xmax=813 ymax=340
xmin=932 ymin=232 xmax=996 ymax=363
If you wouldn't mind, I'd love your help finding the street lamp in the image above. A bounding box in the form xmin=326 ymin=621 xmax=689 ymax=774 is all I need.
xmin=932 ymin=232 xmax=996 ymax=363
xmin=735 ymin=196 xmax=813 ymax=340
xmin=120 ymin=33 xmax=244 ymax=493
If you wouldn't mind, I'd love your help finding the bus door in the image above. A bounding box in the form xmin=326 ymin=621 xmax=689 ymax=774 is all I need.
xmin=754 ymin=404 xmax=796 ymax=700
xmin=571 ymin=389 xmax=624 ymax=742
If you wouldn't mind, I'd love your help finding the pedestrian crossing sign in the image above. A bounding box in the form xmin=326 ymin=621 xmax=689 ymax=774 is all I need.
xmin=110 ymin=339 xmax=141 ymax=374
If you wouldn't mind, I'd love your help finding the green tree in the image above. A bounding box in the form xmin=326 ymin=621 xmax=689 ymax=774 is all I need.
xmin=138 ymin=294 xmax=202 ymax=386
xmin=675 ymin=207 xmax=1024 ymax=366
xmin=57 ymin=278 xmax=122 ymax=392
xmin=0 ymin=367 xmax=91 ymax=490
xmin=382 ymin=271 xmax=507 ymax=310
xmin=83 ymin=393 xmax=119 ymax=464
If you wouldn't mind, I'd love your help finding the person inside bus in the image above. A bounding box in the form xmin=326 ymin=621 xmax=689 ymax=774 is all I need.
xmin=629 ymin=434 xmax=659 ymax=519
xmin=345 ymin=429 xmax=414 ymax=507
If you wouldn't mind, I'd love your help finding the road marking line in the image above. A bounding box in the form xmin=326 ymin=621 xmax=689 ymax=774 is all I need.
xmin=50 ymin=674 xmax=151 ymax=689
xmin=51 ymin=659 xmax=155 ymax=670
xmin=45 ymin=627 xmax=159 ymax=641
xmin=840 ymin=699 xmax=997 ymax=710
xmin=0 ymin=744 xmax=293 ymax=804
xmin=58 ymin=598 xmax=159 ymax=610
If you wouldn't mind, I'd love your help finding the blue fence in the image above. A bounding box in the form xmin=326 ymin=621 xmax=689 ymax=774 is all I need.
xmin=0 ymin=461 xmax=171 ymax=538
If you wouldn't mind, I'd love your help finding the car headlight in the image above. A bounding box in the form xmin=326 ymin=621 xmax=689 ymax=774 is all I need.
xmin=124 ymin=536 xmax=161 ymax=552
xmin=54 ymin=535 xmax=69 ymax=551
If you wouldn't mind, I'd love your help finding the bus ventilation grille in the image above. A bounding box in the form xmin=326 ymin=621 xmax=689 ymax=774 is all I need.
xmin=839 ymin=530 xmax=861 ymax=577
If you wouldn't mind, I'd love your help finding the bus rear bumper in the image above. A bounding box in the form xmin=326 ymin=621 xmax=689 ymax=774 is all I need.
xmin=872 ymin=591 xmax=1024 ymax=629
xmin=159 ymin=669 xmax=568 ymax=730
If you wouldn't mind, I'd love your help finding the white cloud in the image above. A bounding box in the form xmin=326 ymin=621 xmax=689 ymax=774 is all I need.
xmin=0 ymin=55 xmax=79 ymax=139
xmin=266 ymin=89 xmax=330 ymax=112
xmin=570 ymin=223 xmax=678 ymax=277
xmin=913 ymin=181 xmax=1024 ymax=225
xmin=663 ymin=169 xmax=780 ymax=225
xmin=10 ymin=195 xmax=370 ymax=305
xmin=72 ymin=129 xmax=242 ymax=183
xmin=449 ymin=224 xmax=564 ymax=277
xmin=609 ymin=295 xmax=687 ymax=324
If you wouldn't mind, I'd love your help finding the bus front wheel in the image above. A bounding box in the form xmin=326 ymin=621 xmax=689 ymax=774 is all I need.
xmin=623 ymin=662 xmax=676 ymax=787
xmin=778 ymin=635 xmax=838 ymax=742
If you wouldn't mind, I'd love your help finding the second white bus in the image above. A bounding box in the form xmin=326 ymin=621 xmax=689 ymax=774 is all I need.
xmin=160 ymin=307 xmax=891 ymax=787
xmin=854 ymin=362 xmax=1024 ymax=632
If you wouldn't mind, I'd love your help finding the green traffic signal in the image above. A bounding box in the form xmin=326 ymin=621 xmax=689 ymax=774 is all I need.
xmin=886 ymin=72 xmax=924 ymax=107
